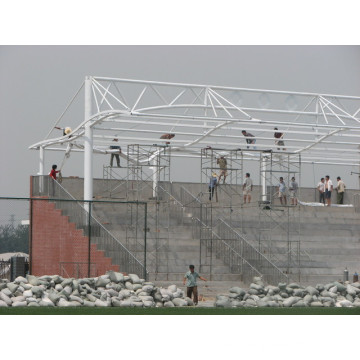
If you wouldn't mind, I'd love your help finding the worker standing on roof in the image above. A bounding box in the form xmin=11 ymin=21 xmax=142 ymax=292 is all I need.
xmin=160 ymin=133 xmax=175 ymax=145
xmin=241 ymin=130 xmax=256 ymax=149
xmin=274 ymin=128 xmax=286 ymax=150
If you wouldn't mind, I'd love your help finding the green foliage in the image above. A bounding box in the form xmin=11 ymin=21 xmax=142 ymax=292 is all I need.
xmin=0 ymin=224 xmax=29 ymax=254
xmin=1 ymin=307 xmax=360 ymax=315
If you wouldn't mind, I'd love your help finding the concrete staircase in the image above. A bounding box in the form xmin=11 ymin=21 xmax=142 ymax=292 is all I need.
xmin=231 ymin=205 xmax=360 ymax=285
xmin=59 ymin=177 xmax=360 ymax=286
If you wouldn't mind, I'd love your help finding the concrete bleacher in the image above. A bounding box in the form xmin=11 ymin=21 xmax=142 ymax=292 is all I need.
xmin=60 ymin=178 xmax=360 ymax=286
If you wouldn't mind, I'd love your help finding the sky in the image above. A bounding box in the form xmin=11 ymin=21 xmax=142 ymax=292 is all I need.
xmin=1 ymin=45 xmax=360 ymax=201
xmin=1 ymin=1 xmax=359 ymax=357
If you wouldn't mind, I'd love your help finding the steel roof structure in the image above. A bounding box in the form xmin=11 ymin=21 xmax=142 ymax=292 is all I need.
xmin=29 ymin=76 xmax=360 ymax=201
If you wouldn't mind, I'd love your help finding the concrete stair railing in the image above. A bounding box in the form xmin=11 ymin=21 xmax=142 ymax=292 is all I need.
xmin=160 ymin=184 xmax=289 ymax=284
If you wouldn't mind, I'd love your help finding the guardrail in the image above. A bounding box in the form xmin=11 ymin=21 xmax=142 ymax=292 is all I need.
xmin=173 ymin=185 xmax=288 ymax=284
xmin=354 ymin=194 xmax=360 ymax=213
xmin=216 ymin=219 xmax=288 ymax=284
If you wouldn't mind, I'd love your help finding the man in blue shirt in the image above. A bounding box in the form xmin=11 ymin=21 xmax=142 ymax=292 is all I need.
xmin=183 ymin=265 xmax=207 ymax=305
xmin=209 ymin=173 xmax=217 ymax=201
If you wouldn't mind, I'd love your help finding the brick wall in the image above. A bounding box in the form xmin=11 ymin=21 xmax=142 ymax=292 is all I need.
xmin=31 ymin=199 xmax=119 ymax=278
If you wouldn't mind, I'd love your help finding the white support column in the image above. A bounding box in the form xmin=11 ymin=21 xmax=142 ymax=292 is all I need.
xmin=39 ymin=146 xmax=45 ymax=175
xmin=152 ymin=157 xmax=158 ymax=198
xmin=358 ymin=145 xmax=360 ymax=190
xmin=39 ymin=146 xmax=45 ymax=193
xmin=84 ymin=76 xmax=93 ymax=209
xmin=261 ymin=155 xmax=267 ymax=202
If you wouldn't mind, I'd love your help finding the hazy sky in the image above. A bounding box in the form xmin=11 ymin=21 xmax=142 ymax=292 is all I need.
xmin=1 ymin=45 xmax=360 ymax=200
xmin=1 ymin=2 xmax=359 ymax=352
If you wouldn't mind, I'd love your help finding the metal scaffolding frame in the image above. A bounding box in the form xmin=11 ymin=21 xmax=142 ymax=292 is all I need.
xmin=258 ymin=151 xmax=302 ymax=280
xmin=103 ymin=144 xmax=171 ymax=277
xmin=199 ymin=147 xmax=244 ymax=273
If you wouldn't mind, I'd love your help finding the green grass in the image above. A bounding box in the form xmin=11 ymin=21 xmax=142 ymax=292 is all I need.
xmin=1 ymin=307 xmax=360 ymax=315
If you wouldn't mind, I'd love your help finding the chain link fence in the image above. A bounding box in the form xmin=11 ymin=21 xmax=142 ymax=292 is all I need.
xmin=1 ymin=178 xmax=149 ymax=280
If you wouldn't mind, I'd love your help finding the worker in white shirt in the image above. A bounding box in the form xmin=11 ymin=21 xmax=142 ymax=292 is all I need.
xmin=325 ymin=175 xmax=333 ymax=206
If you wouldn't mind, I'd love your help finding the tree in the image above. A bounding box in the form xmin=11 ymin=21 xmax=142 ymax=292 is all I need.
xmin=0 ymin=224 xmax=29 ymax=254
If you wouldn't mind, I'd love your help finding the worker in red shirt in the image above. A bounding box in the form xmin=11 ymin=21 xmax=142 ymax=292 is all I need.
xmin=49 ymin=164 xmax=60 ymax=196
xmin=50 ymin=164 xmax=60 ymax=180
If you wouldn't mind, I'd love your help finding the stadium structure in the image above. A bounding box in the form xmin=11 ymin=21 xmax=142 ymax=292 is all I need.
xmin=28 ymin=76 xmax=360 ymax=286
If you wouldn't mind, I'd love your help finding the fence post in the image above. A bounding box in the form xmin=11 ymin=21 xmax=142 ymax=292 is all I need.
xmin=88 ymin=201 xmax=92 ymax=278
xmin=29 ymin=198 xmax=33 ymax=275
xmin=144 ymin=202 xmax=148 ymax=280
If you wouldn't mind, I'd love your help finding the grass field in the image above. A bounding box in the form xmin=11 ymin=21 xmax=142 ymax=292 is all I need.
xmin=1 ymin=307 xmax=360 ymax=315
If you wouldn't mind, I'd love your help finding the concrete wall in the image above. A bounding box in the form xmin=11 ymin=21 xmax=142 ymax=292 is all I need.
xmin=61 ymin=177 xmax=359 ymax=205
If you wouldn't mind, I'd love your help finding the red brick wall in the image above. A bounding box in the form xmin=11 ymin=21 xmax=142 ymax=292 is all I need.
xmin=31 ymin=199 xmax=119 ymax=278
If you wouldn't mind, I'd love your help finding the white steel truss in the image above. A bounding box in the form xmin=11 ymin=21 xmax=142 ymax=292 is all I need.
xmin=30 ymin=76 xmax=360 ymax=167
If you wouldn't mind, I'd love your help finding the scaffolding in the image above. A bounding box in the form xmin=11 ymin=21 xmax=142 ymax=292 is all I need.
xmin=103 ymin=144 xmax=172 ymax=277
xmin=258 ymin=151 xmax=302 ymax=280
xmin=200 ymin=147 xmax=244 ymax=221
xmin=199 ymin=147 xmax=244 ymax=275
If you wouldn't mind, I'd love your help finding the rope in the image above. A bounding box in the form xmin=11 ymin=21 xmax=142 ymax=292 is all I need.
xmin=59 ymin=143 xmax=73 ymax=171
xmin=45 ymin=82 xmax=84 ymax=140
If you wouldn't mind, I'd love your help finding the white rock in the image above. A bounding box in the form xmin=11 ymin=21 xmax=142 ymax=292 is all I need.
xmin=11 ymin=296 xmax=26 ymax=303
xmin=106 ymin=271 xmax=125 ymax=283
xmin=1 ymin=288 xmax=12 ymax=297
xmin=39 ymin=300 xmax=55 ymax=307
xmin=346 ymin=285 xmax=357 ymax=296
xmin=26 ymin=297 xmax=37 ymax=304
xmin=83 ymin=300 xmax=96 ymax=307
xmin=142 ymin=285 xmax=154 ymax=293
xmin=68 ymin=295 xmax=83 ymax=304
xmin=106 ymin=289 xmax=119 ymax=298
xmin=168 ymin=284 xmax=177 ymax=293
xmin=55 ymin=284 xmax=63 ymax=292
xmin=163 ymin=301 xmax=175 ymax=307
xmin=143 ymin=301 xmax=154 ymax=308
xmin=125 ymin=282 xmax=134 ymax=290
xmin=31 ymin=286 xmax=44 ymax=298
xmin=310 ymin=302 xmax=323 ymax=307
xmin=132 ymin=284 xmax=142 ymax=291
xmin=95 ymin=299 xmax=108 ymax=307
xmin=27 ymin=275 xmax=41 ymax=286
xmin=63 ymin=286 xmax=72 ymax=296
xmin=128 ymin=274 xmax=141 ymax=284
xmin=0 ymin=292 xmax=12 ymax=306
xmin=339 ymin=300 xmax=353 ymax=307
xmin=283 ymin=297 xmax=301 ymax=307
xmin=7 ymin=283 xmax=19 ymax=294
xmin=12 ymin=301 xmax=27 ymax=307
xmin=15 ymin=276 xmax=28 ymax=284
xmin=20 ymin=282 xmax=32 ymax=290
xmin=28 ymin=302 xmax=40 ymax=307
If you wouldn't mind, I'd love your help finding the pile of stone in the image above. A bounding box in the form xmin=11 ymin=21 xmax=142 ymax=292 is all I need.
xmin=215 ymin=277 xmax=360 ymax=308
xmin=0 ymin=271 xmax=193 ymax=308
